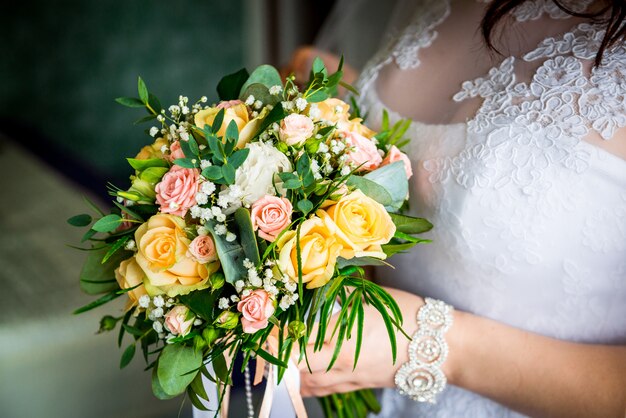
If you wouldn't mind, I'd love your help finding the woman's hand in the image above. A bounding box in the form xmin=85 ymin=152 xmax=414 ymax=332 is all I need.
xmin=281 ymin=46 xmax=358 ymax=87
xmin=299 ymin=287 xmax=424 ymax=397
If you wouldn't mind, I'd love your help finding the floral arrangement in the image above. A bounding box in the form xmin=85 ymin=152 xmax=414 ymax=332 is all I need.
xmin=69 ymin=58 xmax=432 ymax=418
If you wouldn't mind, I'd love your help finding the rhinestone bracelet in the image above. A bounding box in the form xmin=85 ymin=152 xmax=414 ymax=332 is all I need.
xmin=394 ymin=297 xmax=454 ymax=403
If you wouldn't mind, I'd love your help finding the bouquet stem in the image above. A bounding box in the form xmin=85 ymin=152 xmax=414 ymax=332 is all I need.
xmin=319 ymin=389 xmax=381 ymax=418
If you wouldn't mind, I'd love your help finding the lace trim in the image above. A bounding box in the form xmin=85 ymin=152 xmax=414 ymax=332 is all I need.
xmin=511 ymin=0 xmax=593 ymax=22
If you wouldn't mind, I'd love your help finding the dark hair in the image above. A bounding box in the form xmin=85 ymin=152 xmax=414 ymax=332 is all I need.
xmin=481 ymin=0 xmax=626 ymax=66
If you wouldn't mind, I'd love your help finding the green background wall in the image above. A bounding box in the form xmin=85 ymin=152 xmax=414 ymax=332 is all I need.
xmin=0 ymin=0 xmax=245 ymax=190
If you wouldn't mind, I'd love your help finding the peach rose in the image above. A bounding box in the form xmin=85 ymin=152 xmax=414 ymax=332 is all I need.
xmin=155 ymin=166 xmax=200 ymax=217
xmin=168 ymin=141 xmax=186 ymax=162
xmin=237 ymin=289 xmax=275 ymax=333
xmin=115 ymin=257 xmax=148 ymax=311
xmin=338 ymin=118 xmax=376 ymax=139
xmin=382 ymin=145 xmax=413 ymax=179
xmin=321 ymin=189 xmax=396 ymax=260
xmin=195 ymin=102 xmax=264 ymax=148
xmin=135 ymin=136 xmax=168 ymax=160
xmin=187 ymin=234 xmax=218 ymax=264
xmin=314 ymin=98 xmax=350 ymax=123
xmin=250 ymin=195 xmax=293 ymax=242
xmin=135 ymin=214 xmax=213 ymax=297
xmin=164 ymin=305 xmax=195 ymax=336
xmin=343 ymin=131 xmax=382 ymax=172
xmin=279 ymin=114 xmax=314 ymax=146
xmin=275 ymin=215 xmax=342 ymax=289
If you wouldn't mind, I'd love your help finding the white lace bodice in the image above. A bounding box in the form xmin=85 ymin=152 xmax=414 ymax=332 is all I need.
xmin=355 ymin=1 xmax=626 ymax=417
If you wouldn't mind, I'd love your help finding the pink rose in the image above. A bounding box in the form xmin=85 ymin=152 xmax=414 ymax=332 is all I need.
xmin=169 ymin=141 xmax=186 ymax=162
xmin=155 ymin=166 xmax=200 ymax=217
xmin=164 ymin=305 xmax=195 ymax=336
xmin=381 ymin=145 xmax=413 ymax=179
xmin=217 ymin=99 xmax=244 ymax=110
xmin=236 ymin=290 xmax=275 ymax=334
xmin=279 ymin=114 xmax=314 ymax=146
xmin=187 ymin=234 xmax=217 ymax=263
xmin=250 ymin=195 xmax=293 ymax=242
xmin=343 ymin=131 xmax=382 ymax=172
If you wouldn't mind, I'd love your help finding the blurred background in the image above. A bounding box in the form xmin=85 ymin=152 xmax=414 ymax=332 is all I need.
xmin=0 ymin=1 xmax=338 ymax=417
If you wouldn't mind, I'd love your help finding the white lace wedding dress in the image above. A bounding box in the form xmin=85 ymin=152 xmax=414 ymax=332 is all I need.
xmin=354 ymin=0 xmax=626 ymax=416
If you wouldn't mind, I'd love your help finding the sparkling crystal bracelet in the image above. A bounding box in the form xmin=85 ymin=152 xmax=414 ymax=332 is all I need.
xmin=394 ymin=297 xmax=454 ymax=403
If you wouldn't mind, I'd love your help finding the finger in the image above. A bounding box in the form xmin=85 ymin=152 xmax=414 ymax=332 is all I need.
xmin=298 ymin=341 xmax=338 ymax=373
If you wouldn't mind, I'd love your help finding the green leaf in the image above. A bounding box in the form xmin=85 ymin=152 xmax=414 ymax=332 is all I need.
xmin=221 ymin=164 xmax=236 ymax=184
xmin=80 ymin=246 xmax=131 ymax=294
xmin=312 ymin=57 xmax=326 ymax=75
xmin=336 ymin=256 xmax=389 ymax=269
xmin=67 ymin=214 xmax=92 ymax=227
xmin=382 ymin=243 xmax=417 ymax=257
xmin=190 ymin=370 xmax=210 ymax=401
xmin=283 ymin=178 xmax=302 ymax=189
xmin=229 ymin=148 xmax=249 ymax=169
xmin=157 ymin=344 xmax=203 ymax=397
xmin=202 ymin=165 xmax=222 ymax=181
xmin=92 ymin=214 xmax=123 ymax=233
xmin=345 ymin=176 xmax=393 ymax=206
xmin=115 ymin=97 xmax=144 ymax=108
xmin=306 ymin=90 xmax=329 ymax=103
xmin=173 ymin=158 xmax=198 ymax=168
xmin=187 ymin=386 xmax=209 ymax=411
xmin=211 ymin=109 xmax=225 ymax=134
xmin=239 ymin=64 xmax=282 ymax=95
xmin=217 ymin=68 xmax=250 ymax=100
xmin=297 ymin=199 xmax=313 ymax=215
xmin=133 ymin=114 xmax=157 ymax=125
xmin=102 ymin=236 xmax=131 ymax=264
xmin=127 ymin=156 xmax=168 ymax=172
xmin=73 ymin=291 xmax=123 ymax=314
xmin=253 ymin=103 xmax=285 ymax=139
xmin=224 ymin=119 xmax=239 ymax=142
xmin=212 ymin=352 xmax=231 ymax=384
xmin=179 ymin=288 xmax=220 ymax=322
xmin=152 ymin=365 xmax=177 ymax=400
xmin=389 ymin=213 xmax=433 ymax=235
xmin=120 ymin=343 xmax=136 ymax=368
xmin=234 ymin=208 xmax=260 ymax=265
xmin=138 ymin=77 xmax=149 ymax=103
xmin=83 ymin=195 xmax=105 ymax=216
xmin=254 ymin=347 xmax=289 ymax=368
xmin=205 ymin=221 xmax=247 ymax=284
xmin=148 ymin=93 xmax=162 ymax=114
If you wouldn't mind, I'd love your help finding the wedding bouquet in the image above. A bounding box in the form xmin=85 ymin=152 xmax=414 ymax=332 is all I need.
xmin=69 ymin=58 xmax=432 ymax=417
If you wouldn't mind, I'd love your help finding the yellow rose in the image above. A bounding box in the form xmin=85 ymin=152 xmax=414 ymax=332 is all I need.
xmin=115 ymin=257 xmax=148 ymax=311
xmin=134 ymin=214 xmax=213 ymax=297
xmin=195 ymin=102 xmax=265 ymax=148
xmin=135 ymin=136 xmax=169 ymax=160
xmin=314 ymin=98 xmax=350 ymax=123
xmin=275 ymin=215 xmax=342 ymax=289
xmin=321 ymin=189 xmax=396 ymax=260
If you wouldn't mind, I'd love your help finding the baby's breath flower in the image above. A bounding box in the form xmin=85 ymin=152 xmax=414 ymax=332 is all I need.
xmin=153 ymin=296 xmax=165 ymax=308
xmin=149 ymin=127 xmax=159 ymax=137
xmin=195 ymin=192 xmax=208 ymax=205
xmin=245 ymin=95 xmax=255 ymax=106
xmin=295 ymin=97 xmax=308 ymax=111
xmin=201 ymin=181 xmax=216 ymax=195
xmin=214 ymin=224 xmax=227 ymax=236
xmin=269 ymin=85 xmax=283 ymax=95
xmin=218 ymin=297 xmax=229 ymax=310
xmin=138 ymin=295 xmax=150 ymax=309
xmin=225 ymin=232 xmax=237 ymax=242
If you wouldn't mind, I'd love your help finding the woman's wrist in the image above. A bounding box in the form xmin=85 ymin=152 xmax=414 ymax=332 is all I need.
xmin=441 ymin=308 xmax=467 ymax=387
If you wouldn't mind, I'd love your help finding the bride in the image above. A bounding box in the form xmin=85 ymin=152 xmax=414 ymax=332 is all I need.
xmin=287 ymin=0 xmax=626 ymax=416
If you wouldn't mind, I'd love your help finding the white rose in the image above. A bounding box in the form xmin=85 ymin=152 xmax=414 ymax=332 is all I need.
xmin=232 ymin=142 xmax=293 ymax=206
xmin=279 ymin=114 xmax=314 ymax=146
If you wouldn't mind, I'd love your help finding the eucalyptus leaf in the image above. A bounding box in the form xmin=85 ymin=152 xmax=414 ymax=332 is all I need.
xmin=152 ymin=365 xmax=177 ymax=400
xmin=239 ymin=83 xmax=278 ymax=106
xmin=389 ymin=213 xmax=433 ymax=235
xmin=239 ymin=64 xmax=282 ymax=95
xmin=221 ymin=164 xmax=236 ymax=184
xmin=345 ymin=176 xmax=393 ymax=206
xmin=157 ymin=344 xmax=203 ymax=397
xmin=229 ymin=148 xmax=249 ymax=169
xmin=173 ymin=158 xmax=198 ymax=169
xmin=205 ymin=221 xmax=247 ymax=284
xmin=234 ymin=208 xmax=260 ymax=265
xmin=363 ymin=162 xmax=408 ymax=211
xmin=202 ymin=165 xmax=222 ymax=181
